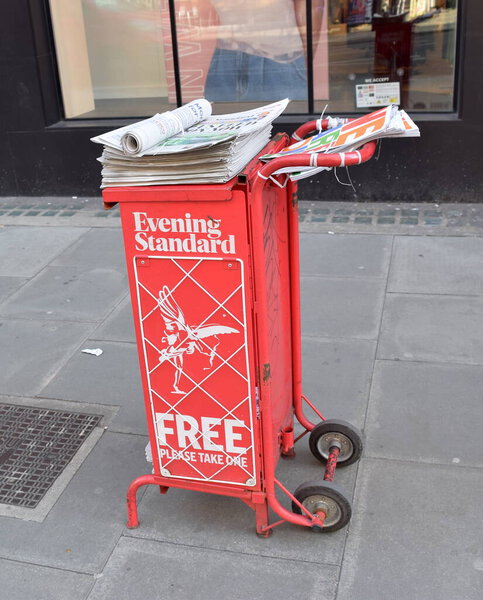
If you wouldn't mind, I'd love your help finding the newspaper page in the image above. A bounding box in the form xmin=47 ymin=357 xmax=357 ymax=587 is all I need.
xmin=92 ymin=99 xmax=289 ymax=157
xmin=261 ymin=105 xmax=420 ymax=182
xmin=261 ymin=105 xmax=415 ymax=160
xmin=98 ymin=127 xmax=273 ymax=187
xmin=390 ymin=110 xmax=420 ymax=138
xmin=120 ymin=99 xmax=212 ymax=155
xmin=91 ymin=99 xmax=212 ymax=156
xmin=138 ymin=98 xmax=289 ymax=155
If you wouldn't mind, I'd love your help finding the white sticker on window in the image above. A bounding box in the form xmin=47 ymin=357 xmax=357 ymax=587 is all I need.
xmin=356 ymin=81 xmax=401 ymax=108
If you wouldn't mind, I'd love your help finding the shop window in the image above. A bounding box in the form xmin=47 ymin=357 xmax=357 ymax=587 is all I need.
xmin=172 ymin=0 xmax=323 ymax=113
xmin=49 ymin=0 xmax=458 ymax=118
xmin=316 ymin=0 xmax=458 ymax=113
xmin=49 ymin=0 xmax=172 ymax=118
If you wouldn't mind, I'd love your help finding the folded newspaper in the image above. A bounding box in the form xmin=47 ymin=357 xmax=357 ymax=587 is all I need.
xmin=91 ymin=99 xmax=289 ymax=187
xmin=261 ymin=104 xmax=420 ymax=181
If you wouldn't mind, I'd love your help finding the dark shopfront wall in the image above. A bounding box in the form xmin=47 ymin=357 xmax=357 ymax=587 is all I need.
xmin=0 ymin=1 xmax=482 ymax=202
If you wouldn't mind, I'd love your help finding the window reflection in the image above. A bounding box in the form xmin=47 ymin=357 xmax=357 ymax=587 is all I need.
xmin=50 ymin=0 xmax=173 ymax=118
xmin=175 ymin=0 xmax=329 ymax=110
xmin=318 ymin=1 xmax=457 ymax=113
xmin=203 ymin=0 xmax=307 ymax=102
xmin=49 ymin=0 xmax=458 ymax=117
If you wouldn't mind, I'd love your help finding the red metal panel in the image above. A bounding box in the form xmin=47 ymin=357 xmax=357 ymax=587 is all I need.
xmin=109 ymin=131 xmax=375 ymax=534
xmin=113 ymin=189 xmax=262 ymax=491
xmin=134 ymin=255 xmax=256 ymax=486
xmin=103 ymin=183 xmax=234 ymax=206
xmin=249 ymin=182 xmax=294 ymax=460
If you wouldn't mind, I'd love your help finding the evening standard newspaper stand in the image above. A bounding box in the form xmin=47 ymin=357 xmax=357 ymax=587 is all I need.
xmin=103 ymin=124 xmax=376 ymax=536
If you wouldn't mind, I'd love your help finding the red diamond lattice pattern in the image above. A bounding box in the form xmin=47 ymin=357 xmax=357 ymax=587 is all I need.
xmin=134 ymin=256 xmax=256 ymax=486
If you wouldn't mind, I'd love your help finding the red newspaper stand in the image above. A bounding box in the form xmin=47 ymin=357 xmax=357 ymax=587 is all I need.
xmin=103 ymin=122 xmax=376 ymax=536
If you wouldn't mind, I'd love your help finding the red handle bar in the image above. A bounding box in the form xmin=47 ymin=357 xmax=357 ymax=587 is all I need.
xmin=290 ymin=118 xmax=334 ymax=142
xmin=254 ymin=139 xmax=377 ymax=185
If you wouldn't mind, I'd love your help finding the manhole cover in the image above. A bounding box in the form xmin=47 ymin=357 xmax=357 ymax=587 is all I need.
xmin=0 ymin=403 xmax=101 ymax=508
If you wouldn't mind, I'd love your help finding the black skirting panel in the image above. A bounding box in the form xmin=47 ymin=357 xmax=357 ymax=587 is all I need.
xmin=0 ymin=1 xmax=482 ymax=201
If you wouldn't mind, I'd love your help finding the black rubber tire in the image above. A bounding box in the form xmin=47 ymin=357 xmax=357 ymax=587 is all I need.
xmin=309 ymin=419 xmax=363 ymax=467
xmin=292 ymin=480 xmax=352 ymax=532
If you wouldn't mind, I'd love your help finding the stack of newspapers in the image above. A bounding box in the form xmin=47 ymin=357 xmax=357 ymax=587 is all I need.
xmin=91 ymin=99 xmax=289 ymax=188
xmin=261 ymin=104 xmax=420 ymax=181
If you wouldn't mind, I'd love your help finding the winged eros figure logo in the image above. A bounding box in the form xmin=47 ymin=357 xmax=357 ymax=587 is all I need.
xmin=157 ymin=285 xmax=239 ymax=394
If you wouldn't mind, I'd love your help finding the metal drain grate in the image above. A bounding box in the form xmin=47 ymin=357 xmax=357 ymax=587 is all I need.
xmin=0 ymin=403 xmax=101 ymax=508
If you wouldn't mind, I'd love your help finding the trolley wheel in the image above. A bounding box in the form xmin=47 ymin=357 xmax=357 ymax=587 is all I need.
xmin=309 ymin=419 xmax=363 ymax=467
xmin=292 ymin=480 xmax=352 ymax=532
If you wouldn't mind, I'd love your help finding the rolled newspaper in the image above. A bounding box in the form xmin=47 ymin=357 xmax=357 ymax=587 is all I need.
xmin=120 ymin=99 xmax=212 ymax=156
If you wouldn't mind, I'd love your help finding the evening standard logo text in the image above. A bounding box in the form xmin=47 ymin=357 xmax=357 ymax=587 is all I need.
xmin=133 ymin=212 xmax=235 ymax=254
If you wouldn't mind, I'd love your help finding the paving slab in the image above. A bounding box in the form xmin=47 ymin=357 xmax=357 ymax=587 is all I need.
xmin=0 ymin=226 xmax=88 ymax=277
xmin=388 ymin=236 xmax=483 ymax=295
xmin=87 ymin=536 xmax=338 ymax=600
xmin=39 ymin=340 xmax=146 ymax=435
xmin=337 ymin=459 xmax=483 ymax=600
xmin=90 ymin=295 xmax=136 ymax=343
xmin=0 ymin=431 xmax=148 ymax=574
xmin=302 ymin=336 xmax=376 ymax=429
xmin=50 ymin=227 xmax=127 ymax=272
xmin=0 ymin=265 xmax=128 ymax=322
xmin=0 ymin=276 xmax=28 ymax=303
xmin=0 ymin=319 xmax=94 ymax=396
xmin=301 ymin=277 xmax=385 ymax=340
xmin=128 ymin=442 xmax=356 ymax=566
xmin=0 ymin=396 xmax=118 ymax=523
xmin=2 ymin=202 xmax=483 ymax=600
xmin=365 ymin=360 xmax=483 ymax=467
xmin=300 ymin=233 xmax=392 ymax=278
xmin=0 ymin=559 xmax=94 ymax=600
xmin=378 ymin=293 xmax=483 ymax=364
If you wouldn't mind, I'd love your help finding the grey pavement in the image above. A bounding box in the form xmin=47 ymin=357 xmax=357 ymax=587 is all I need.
xmin=1 ymin=199 xmax=483 ymax=599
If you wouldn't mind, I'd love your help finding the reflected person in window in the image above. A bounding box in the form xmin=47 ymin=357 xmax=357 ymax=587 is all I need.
xmin=204 ymin=0 xmax=325 ymax=102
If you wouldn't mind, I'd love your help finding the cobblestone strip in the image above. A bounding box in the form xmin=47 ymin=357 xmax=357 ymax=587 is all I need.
xmin=2 ymin=198 xmax=483 ymax=235
xmin=299 ymin=202 xmax=483 ymax=235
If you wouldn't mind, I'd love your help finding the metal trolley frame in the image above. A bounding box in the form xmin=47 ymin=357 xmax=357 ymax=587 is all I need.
xmin=105 ymin=119 xmax=377 ymax=537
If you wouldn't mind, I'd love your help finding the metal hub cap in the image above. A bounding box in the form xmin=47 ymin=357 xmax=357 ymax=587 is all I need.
xmin=302 ymin=494 xmax=341 ymax=528
xmin=317 ymin=432 xmax=354 ymax=462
